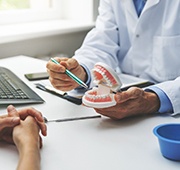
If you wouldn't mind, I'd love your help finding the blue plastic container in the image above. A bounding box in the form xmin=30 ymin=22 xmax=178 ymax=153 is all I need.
xmin=153 ymin=123 xmax=180 ymax=161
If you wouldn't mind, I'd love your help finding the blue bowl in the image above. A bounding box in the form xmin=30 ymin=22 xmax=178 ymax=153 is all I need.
xmin=153 ymin=123 xmax=180 ymax=161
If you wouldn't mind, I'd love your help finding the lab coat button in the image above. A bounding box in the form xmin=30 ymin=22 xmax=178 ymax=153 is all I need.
xmin=136 ymin=34 xmax=140 ymax=38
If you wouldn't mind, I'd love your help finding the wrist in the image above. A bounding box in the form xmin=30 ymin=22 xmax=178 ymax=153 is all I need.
xmin=145 ymin=90 xmax=160 ymax=113
xmin=17 ymin=142 xmax=41 ymax=170
xmin=145 ymin=86 xmax=173 ymax=113
xmin=80 ymin=64 xmax=91 ymax=86
xmin=18 ymin=140 xmax=39 ymax=153
xmin=80 ymin=66 xmax=88 ymax=82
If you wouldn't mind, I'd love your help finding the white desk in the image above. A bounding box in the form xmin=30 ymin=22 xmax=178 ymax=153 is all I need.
xmin=0 ymin=56 xmax=179 ymax=170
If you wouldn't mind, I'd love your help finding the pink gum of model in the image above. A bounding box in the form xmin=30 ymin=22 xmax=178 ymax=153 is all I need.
xmin=82 ymin=62 xmax=122 ymax=108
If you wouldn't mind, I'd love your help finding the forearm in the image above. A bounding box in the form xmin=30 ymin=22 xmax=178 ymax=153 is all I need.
xmin=17 ymin=145 xmax=40 ymax=170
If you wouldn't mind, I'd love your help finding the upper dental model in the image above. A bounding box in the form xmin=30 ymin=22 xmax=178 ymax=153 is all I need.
xmin=82 ymin=62 xmax=122 ymax=108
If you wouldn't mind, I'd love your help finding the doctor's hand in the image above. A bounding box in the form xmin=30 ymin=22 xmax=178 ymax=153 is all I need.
xmin=94 ymin=87 xmax=160 ymax=119
xmin=46 ymin=57 xmax=87 ymax=91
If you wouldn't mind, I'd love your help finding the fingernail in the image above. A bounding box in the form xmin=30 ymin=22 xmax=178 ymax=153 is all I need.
xmin=7 ymin=105 xmax=13 ymax=110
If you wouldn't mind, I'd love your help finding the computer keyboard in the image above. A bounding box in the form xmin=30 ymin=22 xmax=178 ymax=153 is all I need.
xmin=0 ymin=66 xmax=44 ymax=105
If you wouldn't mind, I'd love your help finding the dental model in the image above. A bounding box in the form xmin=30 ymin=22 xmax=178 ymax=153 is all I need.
xmin=82 ymin=62 xmax=122 ymax=108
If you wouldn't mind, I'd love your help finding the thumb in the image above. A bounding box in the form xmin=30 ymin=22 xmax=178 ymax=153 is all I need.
xmin=7 ymin=105 xmax=19 ymax=117
xmin=115 ymin=87 xmax=143 ymax=103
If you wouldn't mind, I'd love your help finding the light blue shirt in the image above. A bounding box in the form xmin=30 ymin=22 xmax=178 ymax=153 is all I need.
xmin=133 ymin=0 xmax=146 ymax=17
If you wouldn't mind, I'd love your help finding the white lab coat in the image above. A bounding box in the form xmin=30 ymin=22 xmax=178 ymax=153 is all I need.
xmin=73 ymin=0 xmax=180 ymax=114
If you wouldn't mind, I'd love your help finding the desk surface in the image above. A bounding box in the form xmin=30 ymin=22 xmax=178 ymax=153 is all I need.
xmin=0 ymin=56 xmax=179 ymax=170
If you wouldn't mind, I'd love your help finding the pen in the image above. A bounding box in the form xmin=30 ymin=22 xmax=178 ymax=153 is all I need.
xmin=44 ymin=115 xmax=101 ymax=123
xmin=51 ymin=58 xmax=88 ymax=89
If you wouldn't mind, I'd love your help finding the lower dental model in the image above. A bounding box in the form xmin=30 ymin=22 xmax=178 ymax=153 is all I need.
xmin=82 ymin=62 xmax=122 ymax=108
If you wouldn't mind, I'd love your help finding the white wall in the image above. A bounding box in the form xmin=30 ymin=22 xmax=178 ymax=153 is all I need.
xmin=0 ymin=30 xmax=90 ymax=59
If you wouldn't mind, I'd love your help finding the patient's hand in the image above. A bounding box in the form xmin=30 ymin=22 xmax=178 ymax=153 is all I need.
xmin=13 ymin=116 xmax=41 ymax=170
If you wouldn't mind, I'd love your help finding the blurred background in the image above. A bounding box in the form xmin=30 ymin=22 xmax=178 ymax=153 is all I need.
xmin=0 ymin=0 xmax=99 ymax=60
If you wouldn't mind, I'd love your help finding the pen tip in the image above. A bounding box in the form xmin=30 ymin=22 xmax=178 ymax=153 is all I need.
xmin=82 ymin=84 xmax=88 ymax=89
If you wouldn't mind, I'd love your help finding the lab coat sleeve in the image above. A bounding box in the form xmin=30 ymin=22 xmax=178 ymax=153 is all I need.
xmin=73 ymin=0 xmax=121 ymax=83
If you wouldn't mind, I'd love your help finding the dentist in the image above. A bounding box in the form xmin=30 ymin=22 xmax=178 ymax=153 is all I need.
xmin=47 ymin=0 xmax=180 ymax=119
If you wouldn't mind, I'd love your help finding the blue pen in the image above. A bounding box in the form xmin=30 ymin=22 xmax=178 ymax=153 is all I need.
xmin=51 ymin=58 xmax=88 ymax=89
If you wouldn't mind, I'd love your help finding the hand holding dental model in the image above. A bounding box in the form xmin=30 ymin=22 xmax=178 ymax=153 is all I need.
xmin=47 ymin=58 xmax=160 ymax=119
xmin=82 ymin=62 xmax=160 ymax=119
xmin=94 ymin=87 xmax=160 ymax=119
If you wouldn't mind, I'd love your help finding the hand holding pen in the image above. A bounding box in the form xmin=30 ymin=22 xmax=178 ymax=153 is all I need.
xmin=46 ymin=57 xmax=88 ymax=91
